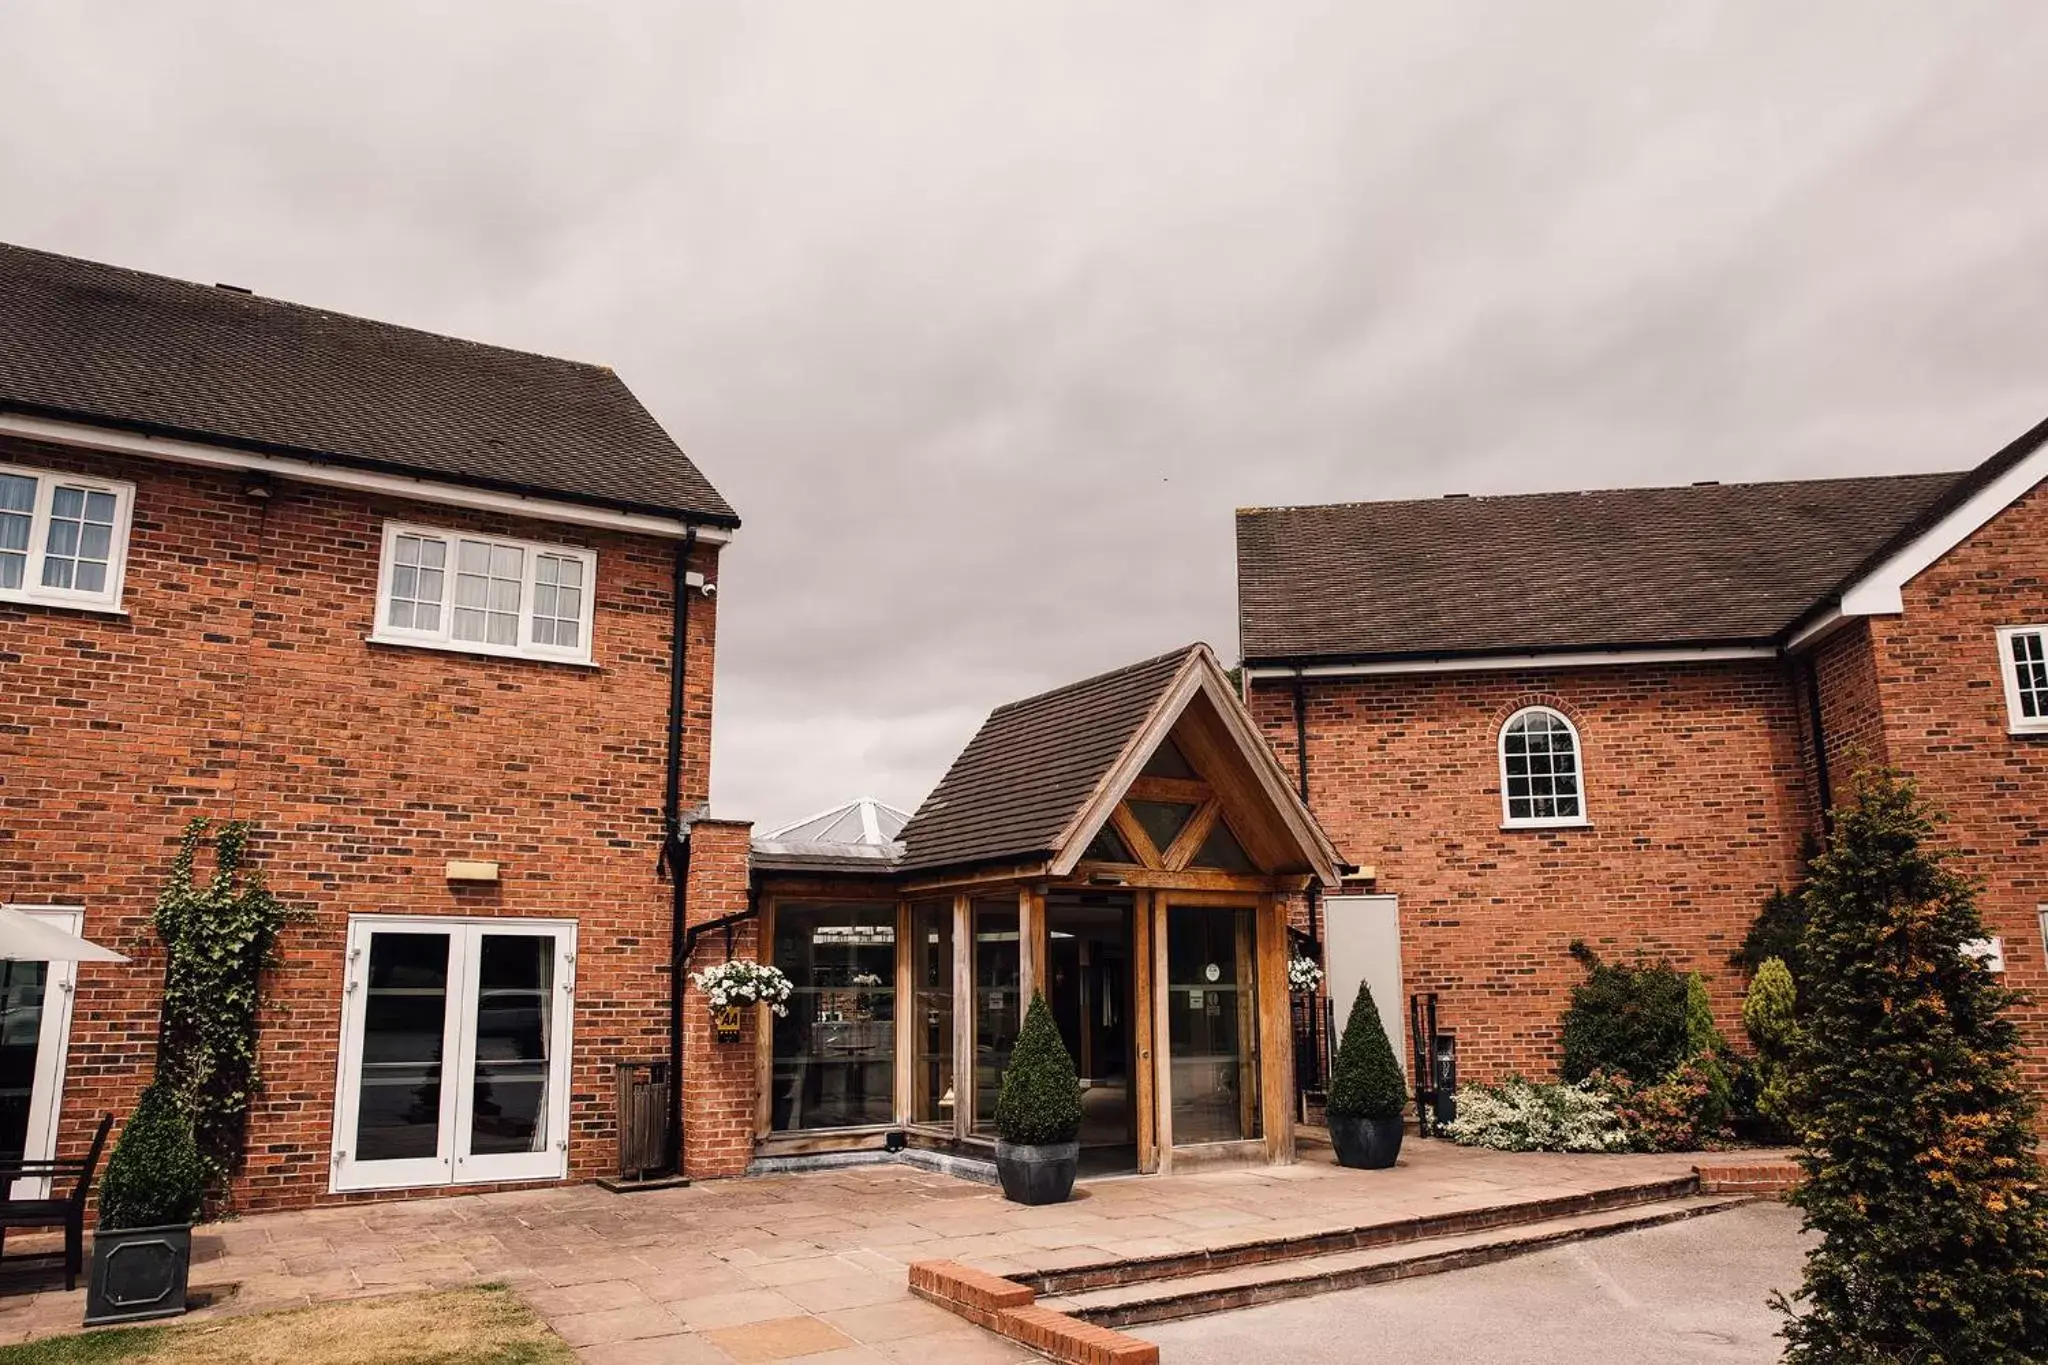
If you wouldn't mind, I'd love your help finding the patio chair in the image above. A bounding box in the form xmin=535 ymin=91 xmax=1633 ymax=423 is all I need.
xmin=0 ymin=1112 xmax=114 ymax=1291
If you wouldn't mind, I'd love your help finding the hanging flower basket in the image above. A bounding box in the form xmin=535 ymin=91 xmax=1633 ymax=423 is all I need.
xmin=1287 ymin=955 xmax=1326 ymax=995
xmin=690 ymin=960 xmax=794 ymax=1017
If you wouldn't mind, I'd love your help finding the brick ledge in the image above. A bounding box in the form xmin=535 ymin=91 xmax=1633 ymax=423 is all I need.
xmin=910 ymin=1260 xmax=1157 ymax=1365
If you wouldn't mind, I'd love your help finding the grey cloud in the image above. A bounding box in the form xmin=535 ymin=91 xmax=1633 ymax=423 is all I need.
xmin=6 ymin=1 xmax=2048 ymax=827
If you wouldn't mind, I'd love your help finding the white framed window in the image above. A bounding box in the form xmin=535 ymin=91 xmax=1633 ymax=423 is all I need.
xmin=330 ymin=915 xmax=577 ymax=1193
xmin=1499 ymin=705 xmax=1588 ymax=828
xmin=370 ymin=522 xmax=596 ymax=665
xmin=1997 ymin=627 xmax=2048 ymax=734
xmin=0 ymin=463 xmax=135 ymax=613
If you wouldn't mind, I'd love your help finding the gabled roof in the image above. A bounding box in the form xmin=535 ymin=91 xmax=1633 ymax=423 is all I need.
xmin=1237 ymin=471 xmax=1964 ymax=666
xmin=898 ymin=643 xmax=1341 ymax=882
xmin=0 ymin=241 xmax=736 ymax=526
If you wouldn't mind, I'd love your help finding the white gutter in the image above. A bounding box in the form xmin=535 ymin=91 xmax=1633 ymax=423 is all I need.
xmin=1243 ymin=645 xmax=1778 ymax=680
xmin=0 ymin=411 xmax=733 ymax=544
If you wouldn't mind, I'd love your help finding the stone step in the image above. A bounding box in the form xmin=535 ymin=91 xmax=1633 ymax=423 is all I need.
xmin=1021 ymin=1174 xmax=1703 ymax=1297
xmin=1047 ymin=1193 xmax=1753 ymax=1329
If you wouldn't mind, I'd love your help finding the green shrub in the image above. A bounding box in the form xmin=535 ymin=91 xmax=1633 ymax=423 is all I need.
xmin=1741 ymin=956 xmax=1797 ymax=1138
xmin=1593 ymin=1060 xmax=1731 ymax=1153
xmin=1779 ymin=770 xmax=2048 ymax=1361
xmin=1558 ymin=944 xmax=1690 ymax=1085
xmin=98 ymin=1081 xmax=207 ymax=1231
xmin=1442 ymin=1077 xmax=1629 ymax=1153
xmin=993 ymin=994 xmax=1082 ymax=1146
xmin=1326 ymin=981 xmax=1407 ymax=1121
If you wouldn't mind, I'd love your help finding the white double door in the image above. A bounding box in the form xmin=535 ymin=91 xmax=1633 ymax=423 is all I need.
xmin=332 ymin=916 xmax=575 ymax=1193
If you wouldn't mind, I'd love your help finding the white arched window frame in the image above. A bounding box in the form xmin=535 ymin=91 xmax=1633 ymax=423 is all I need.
xmin=1498 ymin=706 xmax=1588 ymax=828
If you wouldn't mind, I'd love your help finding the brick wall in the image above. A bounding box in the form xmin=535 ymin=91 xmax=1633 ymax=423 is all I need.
xmin=1252 ymin=660 xmax=1814 ymax=1082
xmin=0 ymin=433 xmax=720 ymax=1210
xmin=679 ymin=819 xmax=758 ymax=1179
xmin=1860 ymin=479 xmax=2048 ymax=1093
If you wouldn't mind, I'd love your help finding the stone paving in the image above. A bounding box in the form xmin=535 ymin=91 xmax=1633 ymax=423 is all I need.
xmin=0 ymin=1141 xmax=1714 ymax=1362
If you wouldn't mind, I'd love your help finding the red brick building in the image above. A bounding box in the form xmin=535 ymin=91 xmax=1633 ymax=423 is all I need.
xmin=0 ymin=243 xmax=737 ymax=1209
xmin=1238 ymin=417 xmax=2048 ymax=1094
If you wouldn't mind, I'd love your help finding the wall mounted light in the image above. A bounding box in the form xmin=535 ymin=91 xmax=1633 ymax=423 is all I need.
xmin=445 ymin=860 xmax=500 ymax=883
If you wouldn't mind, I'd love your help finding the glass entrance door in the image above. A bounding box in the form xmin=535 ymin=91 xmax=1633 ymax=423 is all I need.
xmin=333 ymin=917 xmax=575 ymax=1192
xmin=1165 ymin=904 xmax=1261 ymax=1145
xmin=0 ymin=908 xmax=81 ymax=1199
xmin=1046 ymin=892 xmax=1136 ymax=1176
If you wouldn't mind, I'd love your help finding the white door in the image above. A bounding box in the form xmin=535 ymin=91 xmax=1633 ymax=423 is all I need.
xmin=0 ymin=907 xmax=82 ymax=1199
xmin=332 ymin=916 xmax=576 ymax=1193
xmin=1322 ymin=894 xmax=1404 ymax=1073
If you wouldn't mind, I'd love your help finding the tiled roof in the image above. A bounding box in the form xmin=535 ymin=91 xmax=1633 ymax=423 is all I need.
xmin=897 ymin=646 xmax=1195 ymax=873
xmin=0 ymin=241 xmax=735 ymax=524
xmin=1236 ymin=472 xmax=1964 ymax=665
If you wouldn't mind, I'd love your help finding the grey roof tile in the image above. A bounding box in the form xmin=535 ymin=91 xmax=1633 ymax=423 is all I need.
xmin=1236 ymin=472 xmax=1966 ymax=664
xmin=0 ymin=241 xmax=734 ymax=524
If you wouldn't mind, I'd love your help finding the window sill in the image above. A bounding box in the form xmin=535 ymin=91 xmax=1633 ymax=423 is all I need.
xmin=0 ymin=591 xmax=128 ymax=617
xmin=1500 ymin=819 xmax=1591 ymax=832
xmin=2007 ymin=723 xmax=2048 ymax=737
xmin=364 ymin=632 xmax=599 ymax=669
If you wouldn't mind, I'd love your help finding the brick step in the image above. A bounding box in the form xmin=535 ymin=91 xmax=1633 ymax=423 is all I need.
xmin=1048 ymin=1193 xmax=1752 ymax=1329
xmin=1019 ymin=1174 xmax=1703 ymax=1298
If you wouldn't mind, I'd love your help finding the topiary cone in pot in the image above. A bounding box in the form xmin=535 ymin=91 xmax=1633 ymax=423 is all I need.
xmin=86 ymin=1081 xmax=208 ymax=1326
xmin=1326 ymin=981 xmax=1408 ymax=1169
xmin=993 ymin=994 xmax=1084 ymax=1204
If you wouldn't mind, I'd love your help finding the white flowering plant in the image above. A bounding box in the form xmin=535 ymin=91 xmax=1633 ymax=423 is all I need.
xmin=1440 ymin=1077 xmax=1631 ymax=1153
xmin=1287 ymin=955 xmax=1326 ymax=995
xmin=690 ymin=960 xmax=794 ymax=1017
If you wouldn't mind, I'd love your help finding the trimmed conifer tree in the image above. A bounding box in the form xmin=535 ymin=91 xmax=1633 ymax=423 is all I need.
xmin=1779 ymin=769 xmax=2048 ymax=1362
xmin=1327 ymin=980 xmax=1407 ymax=1120
xmin=993 ymin=993 xmax=1083 ymax=1146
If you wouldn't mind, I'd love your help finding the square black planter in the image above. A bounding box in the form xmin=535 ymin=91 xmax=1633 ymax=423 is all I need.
xmin=84 ymin=1223 xmax=192 ymax=1326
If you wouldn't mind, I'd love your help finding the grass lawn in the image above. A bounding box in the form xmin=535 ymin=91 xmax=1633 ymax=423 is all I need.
xmin=0 ymin=1286 xmax=571 ymax=1365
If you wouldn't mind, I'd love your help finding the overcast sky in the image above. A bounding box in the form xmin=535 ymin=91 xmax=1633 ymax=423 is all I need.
xmin=5 ymin=3 xmax=2047 ymax=826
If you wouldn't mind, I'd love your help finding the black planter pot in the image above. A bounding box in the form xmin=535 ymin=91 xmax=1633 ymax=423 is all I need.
xmin=994 ymin=1140 xmax=1079 ymax=1205
xmin=84 ymin=1223 xmax=192 ymax=1327
xmin=1329 ymin=1113 xmax=1405 ymax=1170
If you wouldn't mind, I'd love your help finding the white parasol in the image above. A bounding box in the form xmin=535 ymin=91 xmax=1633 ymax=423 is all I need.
xmin=0 ymin=907 xmax=128 ymax=962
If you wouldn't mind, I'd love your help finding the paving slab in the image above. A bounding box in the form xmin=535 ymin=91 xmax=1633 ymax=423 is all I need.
xmin=0 ymin=1141 xmax=1744 ymax=1358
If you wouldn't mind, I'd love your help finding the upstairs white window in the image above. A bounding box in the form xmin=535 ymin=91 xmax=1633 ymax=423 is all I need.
xmin=372 ymin=522 xmax=596 ymax=664
xmin=1997 ymin=627 xmax=2048 ymax=734
xmin=1499 ymin=705 xmax=1587 ymax=827
xmin=0 ymin=463 xmax=135 ymax=613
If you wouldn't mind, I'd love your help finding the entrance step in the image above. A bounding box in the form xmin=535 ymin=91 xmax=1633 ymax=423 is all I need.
xmin=1046 ymin=1193 xmax=1751 ymax=1328
xmin=1018 ymin=1174 xmax=1700 ymax=1297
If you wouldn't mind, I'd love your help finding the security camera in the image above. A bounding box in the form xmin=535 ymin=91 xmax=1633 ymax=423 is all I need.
xmin=699 ymin=580 xmax=718 ymax=599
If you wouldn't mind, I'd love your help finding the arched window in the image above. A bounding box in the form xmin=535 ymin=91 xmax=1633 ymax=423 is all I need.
xmin=1499 ymin=706 xmax=1585 ymax=827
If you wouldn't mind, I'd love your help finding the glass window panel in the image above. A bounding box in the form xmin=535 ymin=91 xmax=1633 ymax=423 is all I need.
xmin=417 ymin=603 xmax=440 ymax=631
xmin=911 ymin=901 xmax=954 ymax=1126
xmin=0 ymin=473 xmax=33 ymax=515
xmin=532 ymin=617 xmax=556 ymax=646
xmin=770 ymin=903 xmax=896 ymax=1131
xmin=394 ymin=565 xmax=419 ymax=598
xmin=1128 ymin=801 xmax=1197 ymax=856
xmin=419 ymin=538 xmax=446 ymax=569
xmin=1083 ymin=822 xmax=1137 ymax=864
xmin=80 ymin=522 xmax=111 ymax=561
xmin=971 ymin=901 xmax=1020 ymax=1135
xmin=536 ymin=557 xmax=558 ymax=587
xmin=1502 ymin=709 xmax=1582 ymax=822
xmin=487 ymin=612 xmax=518 ymax=646
xmin=468 ymin=934 xmax=554 ymax=1156
xmin=44 ymin=520 xmax=77 ymax=557
xmin=50 ymin=487 xmax=81 ymax=519
xmin=459 ymin=540 xmax=490 ymax=573
xmin=453 ymin=607 xmax=487 ymax=641
xmin=489 ymin=579 xmax=520 ymax=613
xmin=556 ymin=619 xmax=577 ymax=649
xmin=40 ymin=557 xmax=73 ymax=591
xmin=491 ymin=545 xmax=521 ymax=579
xmin=356 ymin=933 xmax=450 ymax=1162
xmin=390 ymin=599 xmax=416 ymax=630
xmin=84 ymin=490 xmax=115 ymax=522
xmin=1166 ymin=905 xmax=1260 ymax=1144
xmin=1189 ymin=818 xmax=1256 ymax=872
xmin=557 ymin=558 xmax=581 ymax=588
xmin=2013 ymin=632 xmax=2048 ymax=720
xmin=73 ymin=561 xmax=105 ymax=594
xmin=0 ymin=961 xmax=49 ymax=1167
xmin=533 ymin=584 xmax=557 ymax=618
